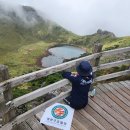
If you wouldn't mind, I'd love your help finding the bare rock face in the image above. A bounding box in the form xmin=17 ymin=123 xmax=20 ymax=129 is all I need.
xmin=97 ymin=29 xmax=116 ymax=38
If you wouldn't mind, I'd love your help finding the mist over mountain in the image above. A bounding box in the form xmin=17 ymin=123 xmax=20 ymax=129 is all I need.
xmin=0 ymin=4 xmax=47 ymax=27
xmin=0 ymin=4 xmax=76 ymax=55
xmin=0 ymin=4 xmax=59 ymax=30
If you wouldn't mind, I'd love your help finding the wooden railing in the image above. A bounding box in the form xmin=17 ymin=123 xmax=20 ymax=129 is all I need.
xmin=0 ymin=46 xmax=130 ymax=130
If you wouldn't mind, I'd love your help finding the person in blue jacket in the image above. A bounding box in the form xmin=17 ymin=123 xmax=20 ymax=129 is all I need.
xmin=62 ymin=61 xmax=94 ymax=110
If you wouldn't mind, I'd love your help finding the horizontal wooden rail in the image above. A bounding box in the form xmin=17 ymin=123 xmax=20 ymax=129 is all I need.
xmin=7 ymin=79 xmax=70 ymax=108
xmin=95 ymin=69 xmax=130 ymax=82
xmin=0 ymin=46 xmax=130 ymax=92
xmin=93 ymin=59 xmax=130 ymax=72
xmin=101 ymin=46 xmax=130 ymax=57
xmin=0 ymin=90 xmax=71 ymax=130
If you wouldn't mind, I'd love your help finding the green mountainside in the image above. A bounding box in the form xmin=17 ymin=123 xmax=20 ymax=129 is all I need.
xmin=68 ymin=29 xmax=130 ymax=50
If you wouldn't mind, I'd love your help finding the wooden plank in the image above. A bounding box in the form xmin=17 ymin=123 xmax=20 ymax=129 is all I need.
xmin=91 ymin=96 xmax=130 ymax=129
xmin=0 ymin=65 xmax=9 ymax=82
xmin=91 ymin=44 xmax=103 ymax=67
xmin=0 ymin=94 xmax=5 ymax=117
xmin=0 ymin=122 xmax=12 ymax=130
xmin=91 ymin=44 xmax=103 ymax=85
xmin=26 ymin=116 xmax=46 ymax=130
xmin=45 ymin=125 xmax=60 ymax=130
xmin=89 ymin=99 xmax=128 ymax=130
xmin=74 ymin=111 xmax=101 ymax=130
xmin=0 ymin=65 xmax=16 ymax=126
xmin=98 ymin=84 xmax=130 ymax=114
xmin=125 ymin=81 xmax=130 ymax=86
xmin=40 ymin=122 xmax=77 ymax=130
xmin=0 ymin=90 xmax=71 ymax=130
xmin=109 ymin=82 xmax=130 ymax=100
xmin=103 ymin=84 xmax=130 ymax=106
xmin=100 ymin=59 xmax=130 ymax=69
xmin=17 ymin=122 xmax=32 ymax=130
xmin=0 ymin=53 xmax=99 ymax=92
xmin=34 ymin=112 xmax=59 ymax=130
xmin=79 ymin=109 xmax=106 ymax=130
xmin=71 ymin=126 xmax=77 ymax=130
xmin=126 ymin=80 xmax=130 ymax=82
xmin=101 ymin=46 xmax=130 ymax=57
xmin=41 ymin=119 xmax=75 ymax=130
xmin=93 ymin=59 xmax=130 ymax=72
xmin=95 ymin=70 xmax=130 ymax=82
xmin=114 ymin=82 xmax=130 ymax=96
xmin=96 ymin=87 xmax=130 ymax=122
xmin=35 ymin=111 xmax=44 ymax=121
xmin=120 ymin=81 xmax=130 ymax=90
xmin=84 ymin=105 xmax=116 ymax=130
xmin=72 ymin=117 xmax=89 ymax=130
xmin=10 ymin=79 xmax=70 ymax=108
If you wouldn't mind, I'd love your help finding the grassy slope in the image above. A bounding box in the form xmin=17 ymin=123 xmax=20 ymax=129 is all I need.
xmin=1 ymin=41 xmax=53 ymax=77
xmin=0 ymin=20 xmax=40 ymax=77
xmin=103 ymin=36 xmax=130 ymax=50
xmin=75 ymin=36 xmax=130 ymax=53
xmin=0 ymin=20 xmax=38 ymax=55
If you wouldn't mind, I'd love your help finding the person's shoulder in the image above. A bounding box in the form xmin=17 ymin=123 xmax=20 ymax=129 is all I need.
xmin=71 ymin=74 xmax=82 ymax=82
xmin=80 ymin=76 xmax=93 ymax=85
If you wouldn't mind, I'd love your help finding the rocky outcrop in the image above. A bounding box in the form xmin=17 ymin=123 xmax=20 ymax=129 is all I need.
xmin=97 ymin=29 xmax=116 ymax=38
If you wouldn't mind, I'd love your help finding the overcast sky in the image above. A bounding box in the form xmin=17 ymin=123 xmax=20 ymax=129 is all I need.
xmin=0 ymin=0 xmax=130 ymax=36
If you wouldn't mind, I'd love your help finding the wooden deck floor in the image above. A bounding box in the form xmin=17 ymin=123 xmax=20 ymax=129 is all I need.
xmin=18 ymin=81 xmax=130 ymax=130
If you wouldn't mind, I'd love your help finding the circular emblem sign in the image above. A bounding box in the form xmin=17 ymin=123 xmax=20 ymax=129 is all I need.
xmin=51 ymin=105 xmax=68 ymax=119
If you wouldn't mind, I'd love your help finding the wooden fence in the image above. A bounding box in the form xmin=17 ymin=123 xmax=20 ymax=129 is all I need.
xmin=0 ymin=45 xmax=130 ymax=130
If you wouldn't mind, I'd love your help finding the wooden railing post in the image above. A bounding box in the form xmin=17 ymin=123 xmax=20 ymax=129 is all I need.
xmin=0 ymin=65 xmax=16 ymax=128
xmin=91 ymin=44 xmax=103 ymax=78
xmin=92 ymin=44 xmax=103 ymax=66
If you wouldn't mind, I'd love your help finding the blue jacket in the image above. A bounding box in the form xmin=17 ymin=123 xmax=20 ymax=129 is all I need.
xmin=62 ymin=72 xmax=93 ymax=109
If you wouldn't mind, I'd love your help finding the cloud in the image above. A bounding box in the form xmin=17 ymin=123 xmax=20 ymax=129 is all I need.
xmin=0 ymin=0 xmax=130 ymax=36
xmin=0 ymin=0 xmax=39 ymax=27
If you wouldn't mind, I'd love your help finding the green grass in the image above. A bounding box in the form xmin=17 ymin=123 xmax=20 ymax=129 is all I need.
xmin=103 ymin=36 xmax=130 ymax=51
xmin=0 ymin=20 xmax=39 ymax=56
xmin=0 ymin=41 xmax=53 ymax=77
